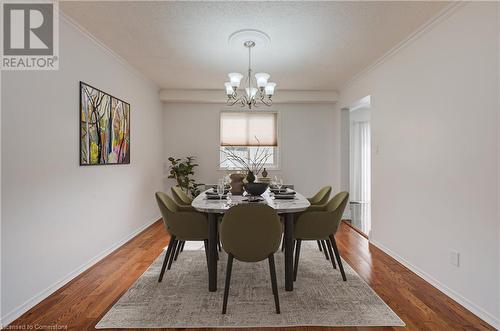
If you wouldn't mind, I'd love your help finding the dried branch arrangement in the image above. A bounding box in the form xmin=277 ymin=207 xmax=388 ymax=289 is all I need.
xmin=220 ymin=140 xmax=272 ymax=177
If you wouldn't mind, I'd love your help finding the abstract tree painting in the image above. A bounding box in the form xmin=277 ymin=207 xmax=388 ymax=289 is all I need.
xmin=80 ymin=82 xmax=130 ymax=165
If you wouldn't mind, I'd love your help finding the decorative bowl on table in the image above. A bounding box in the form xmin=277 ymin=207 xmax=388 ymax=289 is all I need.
xmin=243 ymin=182 xmax=269 ymax=196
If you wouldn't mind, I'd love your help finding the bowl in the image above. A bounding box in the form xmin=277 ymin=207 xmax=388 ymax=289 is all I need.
xmin=243 ymin=182 xmax=269 ymax=196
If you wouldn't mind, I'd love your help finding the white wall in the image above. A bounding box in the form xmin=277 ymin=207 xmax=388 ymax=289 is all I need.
xmin=0 ymin=17 xmax=163 ymax=324
xmin=338 ymin=3 xmax=499 ymax=327
xmin=497 ymin=3 xmax=500 ymax=325
xmin=162 ymin=103 xmax=340 ymax=197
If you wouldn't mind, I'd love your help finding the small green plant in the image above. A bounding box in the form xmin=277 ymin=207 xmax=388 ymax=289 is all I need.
xmin=167 ymin=156 xmax=203 ymax=197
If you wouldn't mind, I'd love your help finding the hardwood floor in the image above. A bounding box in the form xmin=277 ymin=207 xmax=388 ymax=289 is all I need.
xmin=5 ymin=221 xmax=494 ymax=331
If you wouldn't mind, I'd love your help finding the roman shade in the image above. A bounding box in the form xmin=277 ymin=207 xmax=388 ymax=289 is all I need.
xmin=220 ymin=112 xmax=277 ymax=146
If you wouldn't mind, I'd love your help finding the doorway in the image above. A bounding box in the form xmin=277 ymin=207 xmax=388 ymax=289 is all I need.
xmin=347 ymin=97 xmax=371 ymax=236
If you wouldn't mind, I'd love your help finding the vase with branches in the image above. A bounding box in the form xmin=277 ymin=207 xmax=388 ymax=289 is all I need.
xmin=220 ymin=140 xmax=273 ymax=183
xmin=167 ymin=156 xmax=203 ymax=197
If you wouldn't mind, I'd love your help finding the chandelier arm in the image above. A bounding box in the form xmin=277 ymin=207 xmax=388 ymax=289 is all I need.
xmin=240 ymin=95 xmax=248 ymax=108
xmin=227 ymin=94 xmax=249 ymax=107
xmin=260 ymin=97 xmax=273 ymax=106
xmin=226 ymin=98 xmax=240 ymax=107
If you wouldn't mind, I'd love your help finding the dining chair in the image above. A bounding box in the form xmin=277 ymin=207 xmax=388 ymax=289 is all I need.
xmin=170 ymin=186 xmax=194 ymax=253
xmin=307 ymin=186 xmax=332 ymax=205
xmin=307 ymin=186 xmax=332 ymax=258
xmin=155 ymin=192 xmax=209 ymax=282
xmin=171 ymin=186 xmax=193 ymax=205
xmin=293 ymin=191 xmax=349 ymax=282
xmin=311 ymin=187 xmax=333 ymax=256
xmin=220 ymin=204 xmax=282 ymax=314
xmin=170 ymin=186 xmax=223 ymax=254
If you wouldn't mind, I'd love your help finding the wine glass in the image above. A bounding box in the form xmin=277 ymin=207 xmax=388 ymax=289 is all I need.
xmin=217 ymin=179 xmax=225 ymax=202
xmin=276 ymin=177 xmax=283 ymax=192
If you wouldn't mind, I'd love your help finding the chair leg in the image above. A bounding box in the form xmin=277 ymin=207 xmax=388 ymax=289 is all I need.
xmin=281 ymin=235 xmax=285 ymax=252
xmin=174 ymin=240 xmax=182 ymax=261
xmin=330 ymin=236 xmax=346 ymax=281
xmin=222 ymin=253 xmax=234 ymax=314
xmin=217 ymin=231 xmax=222 ymax=252
xmin=317 ymin=240 xmax=322 ymax=252
xmin=203 ymin=239 xmax=209 ymax=268
xmin=167 ymin=239 xmax=178 ymax=270
xmin=320 ymin=240 xmax=329 ymax=260
xmin=180 ymin=241 xmax=185 ymax=252
xmin=158 ymin=235 xmax=176 ymax=282
xmin=293 ymin=239 xmax=302 ymax=282
xmin=268 ymin=254 xmax=281 ymax=314
xmin=325 ymin=238 xmax=337 ymax=269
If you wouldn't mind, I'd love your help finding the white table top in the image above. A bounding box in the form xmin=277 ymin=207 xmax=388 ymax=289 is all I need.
xmin=192 ymin=189 xmax=310 ymax=214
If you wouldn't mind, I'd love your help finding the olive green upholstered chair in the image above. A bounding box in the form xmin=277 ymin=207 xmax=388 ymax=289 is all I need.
xmin=306 ymin=186 xmax=332 ymax=256
xmin=170 ymin=187 xmax=195 ymax=253
xmin=220 ymin=204 xmax=282 ymax=314
xmin=155 ymin=192 xmax=209 ymax=282
xmin=294 ymin=191 xmax=349 ymax=282
xmin=171 ymin=186 xmax=193 ymax=205
xmin=171 ymin=186 xmax=224 ymax=253
xmin=307 ymin=186 xmax=332 ymax=205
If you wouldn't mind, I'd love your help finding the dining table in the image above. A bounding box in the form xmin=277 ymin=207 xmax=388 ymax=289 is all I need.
xmin=191 ymin=188 xmax=310 ymax=292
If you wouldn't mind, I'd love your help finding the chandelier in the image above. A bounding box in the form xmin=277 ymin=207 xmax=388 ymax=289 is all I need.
xmin=224 ymin=40 xmax=276 ymax=110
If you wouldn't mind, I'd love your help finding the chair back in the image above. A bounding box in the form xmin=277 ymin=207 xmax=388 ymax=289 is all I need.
xmin=221 ymin=204 xmax=282 ymax=262
xmin=326 ymin=191 xmax=349 ymax=233
xmin=156 ymin=191 xmax=178 ymax=222
xmin=309 ymin=186 xmax=332 ymax=205
xmin=171 ymin=186 xmax=193 ymax=205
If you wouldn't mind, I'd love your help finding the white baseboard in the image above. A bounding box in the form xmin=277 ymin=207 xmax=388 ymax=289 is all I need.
xmin=0 ymin=217 xmax=160 ymax=327
xmin=370 ymin=239 xmax=500 ymax=330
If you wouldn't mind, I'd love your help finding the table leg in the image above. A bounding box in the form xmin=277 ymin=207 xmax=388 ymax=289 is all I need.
xmin=208 ymin=213 xmax=218 ymax=292
xmin=284 ymin=213 xmax=294 ymax=291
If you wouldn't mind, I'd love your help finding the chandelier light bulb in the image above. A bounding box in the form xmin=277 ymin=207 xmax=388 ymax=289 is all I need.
xmin=228 ymin=72 xmax=243 ymax=88
xmin=265 ymin=82 xmax=276 ymax=96
xmin=224 ymin=82 xmax=233 ymax=95
xmin=255 ymin=72 xmax=270 ymax=88
xmin=245 ymin=87 xmax=258 ymax=99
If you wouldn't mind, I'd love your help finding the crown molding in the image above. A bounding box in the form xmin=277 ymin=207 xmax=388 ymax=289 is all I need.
xmin=159 ymin=89 xmax=338 ymax=104
xmin=342 ymin=1 xmax=466 ymax=90
xmin=58 ymin=10 xmax=160 ymax=91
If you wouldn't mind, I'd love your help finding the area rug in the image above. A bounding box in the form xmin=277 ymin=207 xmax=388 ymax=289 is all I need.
xmin=96 ymin=242 xmax=404 ymax=328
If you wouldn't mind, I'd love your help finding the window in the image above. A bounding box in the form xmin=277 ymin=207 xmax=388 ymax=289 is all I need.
xmin=219 ymin=111 xmax=279 ymax=169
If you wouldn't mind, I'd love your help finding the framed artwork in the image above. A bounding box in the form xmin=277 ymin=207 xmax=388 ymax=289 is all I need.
xmin=80 ymin=82 xmax=130 ymax=165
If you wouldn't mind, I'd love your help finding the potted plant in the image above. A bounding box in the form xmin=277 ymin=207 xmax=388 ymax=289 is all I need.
xmin=167 ymin=156 xmax=203 ymax=197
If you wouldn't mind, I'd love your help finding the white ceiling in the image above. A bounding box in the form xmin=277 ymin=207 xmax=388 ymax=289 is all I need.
xmin=60 ymin=1 xmax=449 ymax=91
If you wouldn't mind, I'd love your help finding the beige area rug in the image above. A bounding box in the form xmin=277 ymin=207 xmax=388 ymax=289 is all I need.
xmin=96 ymin=242 xmax=404 ymax=328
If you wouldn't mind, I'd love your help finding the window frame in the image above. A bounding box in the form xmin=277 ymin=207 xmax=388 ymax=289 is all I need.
xmin=218 ymin=110 xmax=281 ymax=171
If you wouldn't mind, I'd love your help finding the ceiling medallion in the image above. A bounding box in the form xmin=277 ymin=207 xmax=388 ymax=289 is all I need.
xmin=224 ymin=29 xmax=276 ymax=110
